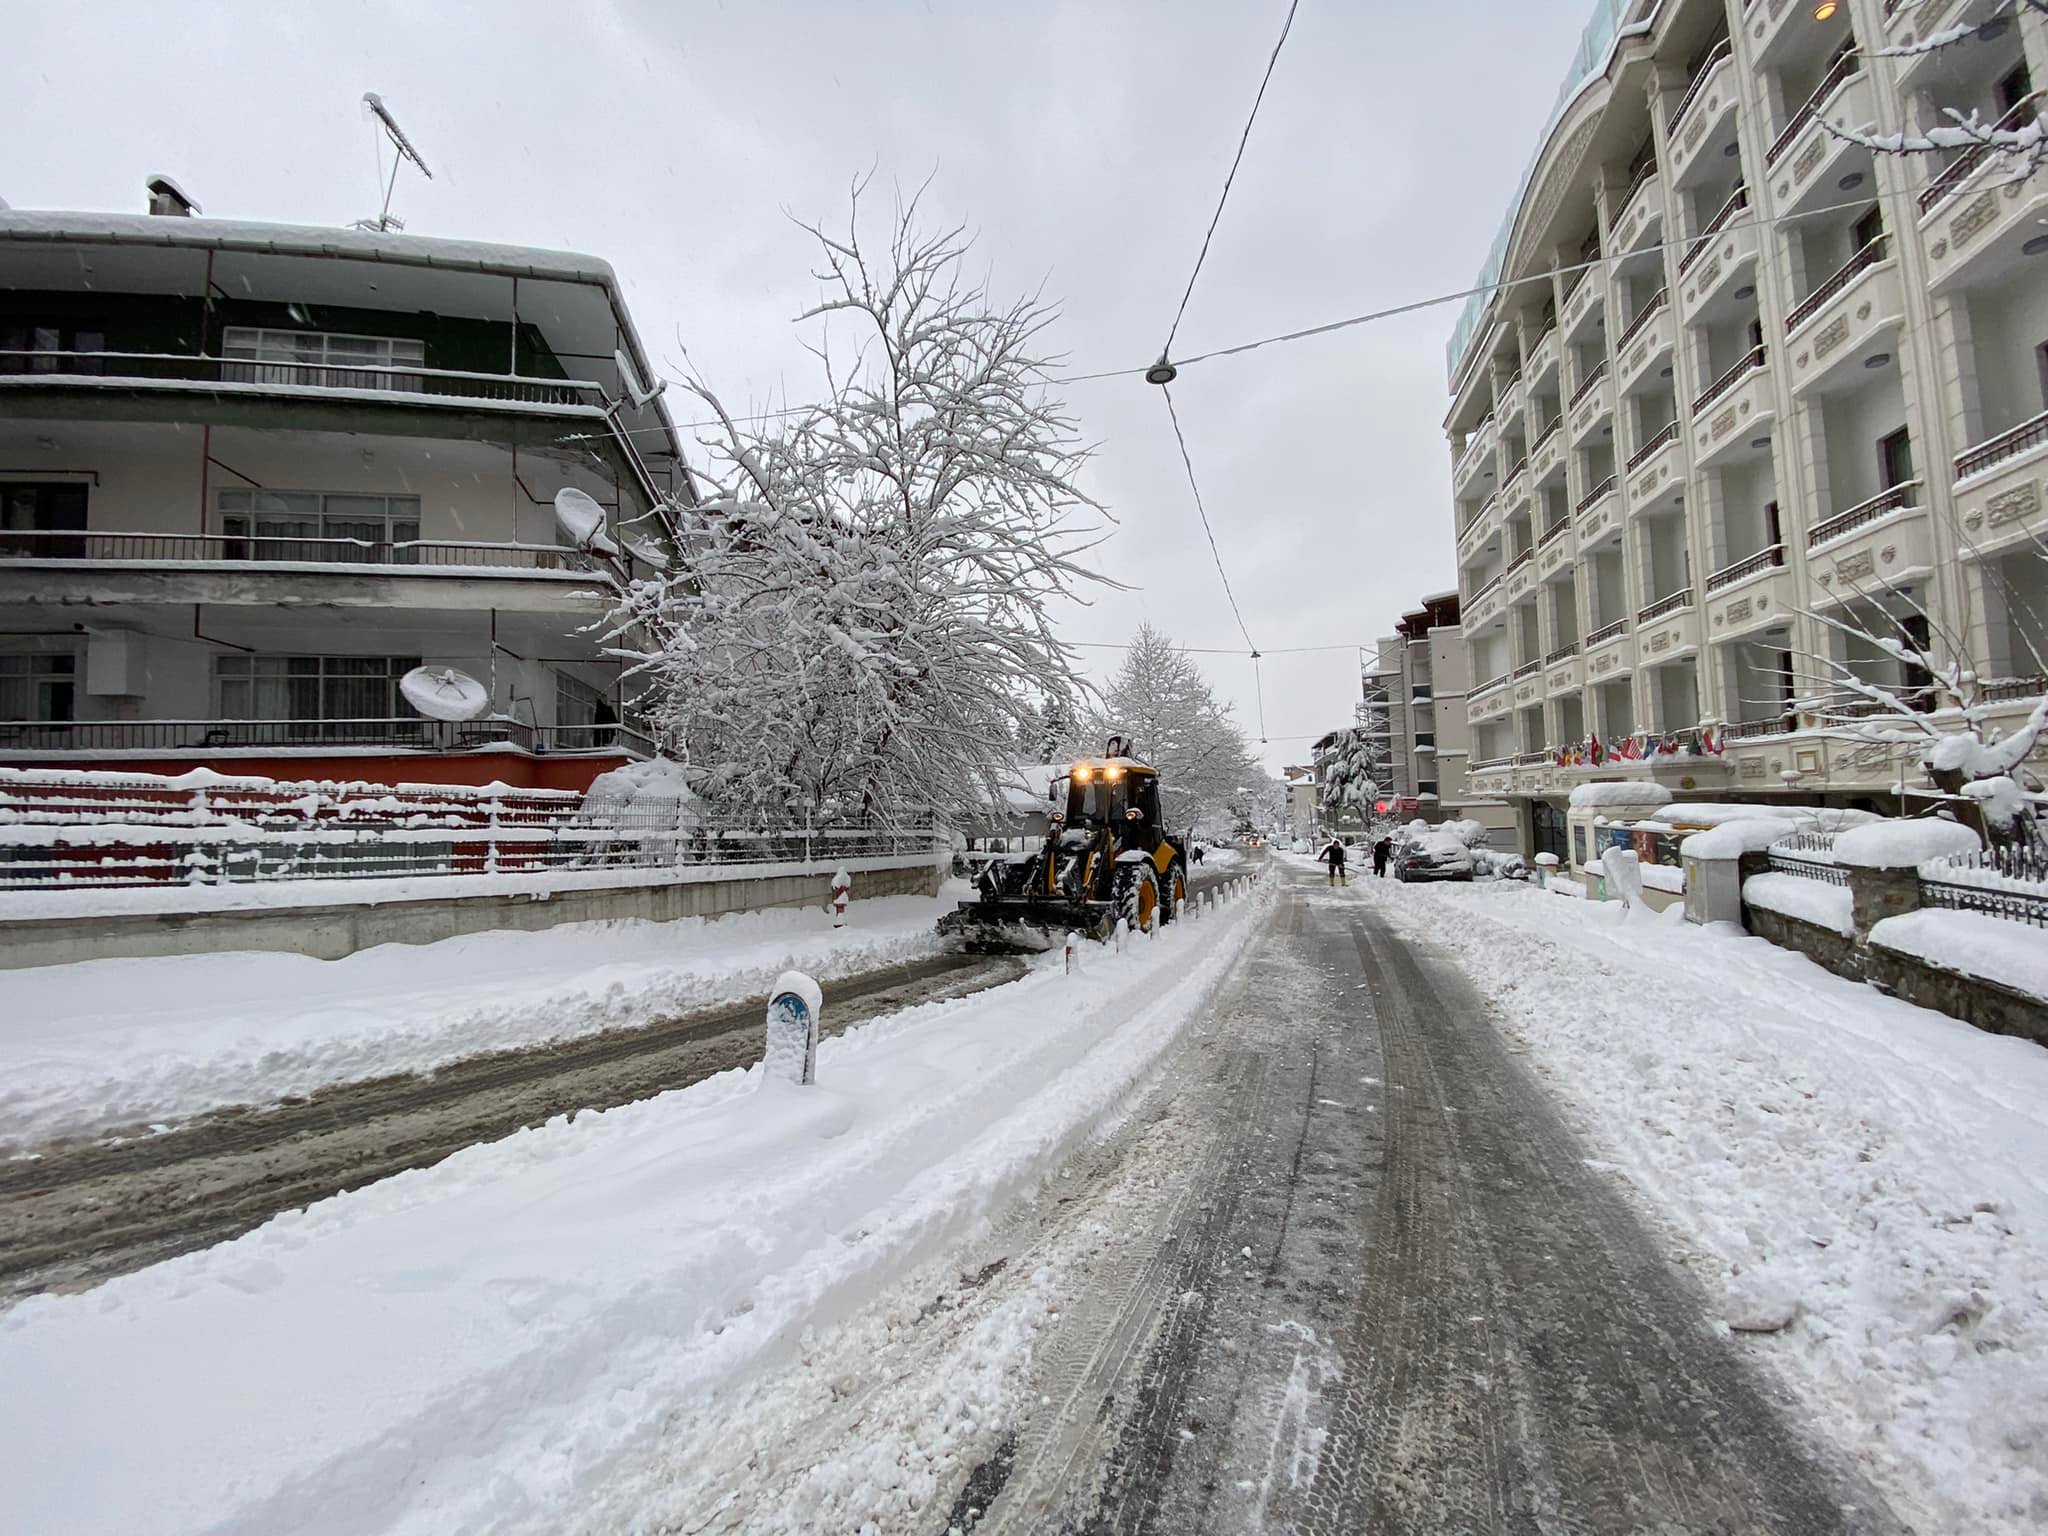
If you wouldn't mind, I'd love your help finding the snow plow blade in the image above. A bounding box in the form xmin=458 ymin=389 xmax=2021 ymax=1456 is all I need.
xmin=936 ymin=899 xmax=1117 ymax=952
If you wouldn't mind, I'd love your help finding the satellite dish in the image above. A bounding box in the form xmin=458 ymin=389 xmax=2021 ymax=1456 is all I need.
xmin=553 ymin=487 xmax=621 ymax=557
xmin=401 ymin=665 xmax=491 ymax=723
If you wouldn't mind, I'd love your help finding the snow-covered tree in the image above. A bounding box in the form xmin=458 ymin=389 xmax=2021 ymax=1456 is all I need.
xmin=606 ymin=184 xmax=1104 ymax=824
xmin=1088 ymin=623 xmax=1262 ymax=836
xmin=1315 ymin=727 xmax=1384 ymax=835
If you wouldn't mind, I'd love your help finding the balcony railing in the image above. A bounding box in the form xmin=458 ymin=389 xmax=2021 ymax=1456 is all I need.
xmin=1955 ymin=408 xmax=2048 ymax=480
xmin=1513 ymin=659 xmax=1542 ymax=679
xmin=1545 ymin=641 xmax=1581 ymax=665
xmin=1919 ymin=93 xmax=2043 ymax=214
xmin=1507 ymin=548 xmax=1534 ymax=573
xmin=1515 ymin=749 xmax=1551 ymax=765
xmin=1474 ymin=671 xmax=1512 ymax=696
xmin=1531 ymin=418 xmax=1562 ymax=455
xmin=1693 ymin=344 xmax=1766 ymax=416
xmin=1808 ymin=479 xmax=1920 ymax=547
xmin=1983 ymin=673 xmax=2048 ymax=703
xmin=0 ymin=717 xmax=655 ymax=757
xmin=1569 ymin=359 xmax=1610 ymax=408
xmin=1626 ymin=421 xmax=1680 ymax=473
xmin=1619 ymin=159 xmax=1660 ymax=220
xmin=1470 ymin=572 xmax=1504 ymax=602
xmin=1576 ymin=474 xmax=1617 ymax=513
xmin=1540 ymin=515 xmax=1572 ymax=546
xmin=1616 ymin=287 xmax=1669 ymax=351
xmin=1586 ymin=616 xmax=1630 ymax=647
xmin=1704 ymin=543 xmax=1785 ymax=591
xmin=0 ymin=528 xmax=598 ymax=572
xmin=1637 ymin=587 xmax=1693 ymax=623
xmin=1723 ymin=716 xmax=1796 ymax=740
xmin=1680 ymin=185 xmax=1749 ymax=274
xmin=1766 ymin=51 xmax=1861 ymax=168
xmin=1785 ymin=234 xmax=1888 ymax=334
xmin=1669 ymin=38 xmax=1733 ymax=144
xmin=0 ymin=348 xmax=607 ymax=410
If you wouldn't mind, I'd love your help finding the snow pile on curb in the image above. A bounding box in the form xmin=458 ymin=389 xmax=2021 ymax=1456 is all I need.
xmin=0 ymin=882 xmax=1272 ymax=1536
xmin=0 ymin=891 xmax=965 ymax=1151
xmin=1363 ymin=880 xmax=2048 ymax=1535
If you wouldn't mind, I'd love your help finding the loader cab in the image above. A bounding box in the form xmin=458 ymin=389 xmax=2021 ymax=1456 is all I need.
xmin=1062 ymin=759 xmax=1162 ymax=850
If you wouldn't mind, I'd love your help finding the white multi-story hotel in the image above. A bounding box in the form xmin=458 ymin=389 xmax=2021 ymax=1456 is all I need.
xmin=1445 ymin=0 xmax=2048 ymax=857
xmin=0 ymin=182 xmax=687 ymax=791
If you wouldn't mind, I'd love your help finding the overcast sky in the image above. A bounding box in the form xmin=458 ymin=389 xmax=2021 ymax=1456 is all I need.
xmin=4 ymin=0 xmax=1591 ymax=773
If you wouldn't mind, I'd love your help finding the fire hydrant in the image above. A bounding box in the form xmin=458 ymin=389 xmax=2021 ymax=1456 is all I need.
xmin=830 ymin=867 xmax=851 ymax=927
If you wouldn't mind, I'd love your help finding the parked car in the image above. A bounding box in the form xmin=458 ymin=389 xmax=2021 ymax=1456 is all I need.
xmin=1395 ymin=830 xmax=1475 ymax=882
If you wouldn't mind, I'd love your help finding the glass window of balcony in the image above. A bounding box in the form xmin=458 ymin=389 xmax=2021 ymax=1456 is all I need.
xmin=1 ymin=482 xmax=88 ymax=557
xmin=217 ymin=490 xmax=422 ymax=562
xmin=221 ymin=327 xmax=427 ymax=391
xmin=214 ymin=654 xmax=423 ymax=732
xmin=0 ymin=654 xmax=76 ymax=722
xmin=0 ymin=323 xmax=105 ymax=376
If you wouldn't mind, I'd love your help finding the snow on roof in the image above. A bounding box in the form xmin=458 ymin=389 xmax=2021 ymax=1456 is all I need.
xmin=1568 ymin=781 xmax=1674 ymax=809
xmin=0 ymin=207 xmax=619 ymax=285
xmin=1834 ymin=817 xmax=1982 ymax=870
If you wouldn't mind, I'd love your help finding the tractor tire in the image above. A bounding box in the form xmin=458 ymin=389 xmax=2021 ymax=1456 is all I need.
xmin=1116 ymin=862 xmax=1162 ymax=935
xmin=1163 ymin=859 xmax=1189 ymax=925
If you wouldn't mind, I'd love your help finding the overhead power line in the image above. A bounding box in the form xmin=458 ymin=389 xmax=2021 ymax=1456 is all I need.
xmin=1161 ymin=0 xmax=1303 ymax=358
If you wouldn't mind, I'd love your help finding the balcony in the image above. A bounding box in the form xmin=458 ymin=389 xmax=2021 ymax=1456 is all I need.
xmin=1624 ymin=421 xmax=1683 ymax=509
xmin=1584 ymin=617 xmax=1636 ymax=684
xmin=1498 ymin=373 xmax=1527 ymax=429
xmin=0 ymin=717 xmax=654 ymax=760
xmin=1530 ymin=418 xmax=1566 ymax=485
xmin=1679 ymin=185 xmax=1748 ymax=277
xmin=1562 ymin=266 xmax=1605 ymax=345
xmin=1613 ymin=163 xmax=1664 ymax=256
xmin=1952 ymin=411 xmax=2048 ymax=556
xmin=1692 ymin=346 xmax=1776 ymax=467
xmin=1536 ymin=514 xmax=1575 ymax=577
xmin=1884 ymin=0 xmax=1980 ymax=87
xmin=1679 ymin=210 xmax=1760 ymax=324
xmin=0 ymin=346 xmax=663 ymax=510
xmin=1466 ymin=572 xmax=1506 ymax=630
xmin=1785 ymin=242 xmax=1903 ymax=396
xmin=1510 ymin=660 xmax=1546 ymax=712
xmin=1920 ymin=101 xmax=2048 ymax=292
xmin=1505 ymin=547 xmax=1538 ymax=602
xmin=1546 ymin=644 xmax=1584 ymax=694
xmin=1637 ymin=587 xmax=1693 ymax=624
xmin=1575 ymin=474 xmax=1619 ymax=544
xmin=1667 ymin=40 xmax=1738 ymax=186
xmin=1526 ymin=324 xmax=1560 ymax=389
xmin=1705 ymin=545 xmax=1787 ymax=636
xmin=1615 ymin=291 xmax=1675 ymax=396
xmin=1768 ymin=64 xmax=1875 ymax=219
xmin=0 ymin=529 xmax=624 ymax=615
xmin=1808 ymin=491 xmax=1934 ymax=598
xmin=1636 ymin=591 xmax=1701 ymax=662
xmin=1705 ymin=543 xmax=1785 ymax=593
xmin=1502 ymin=456 xmax=1532 ymax=511
xmin=1452 ymin=414 xmax=1497 ymax=495
xmin=1567 ymin=361 xmax=1614 ymax=446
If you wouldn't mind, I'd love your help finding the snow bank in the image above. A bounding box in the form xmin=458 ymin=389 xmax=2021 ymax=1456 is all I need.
xmin=1364 ymin=880 xmax=2048 ymax=1533
xmin=1681 ymin=818 xmax=1802 ymax=861
xmin=0 ymin=891 xmax=965 ymax=1150
xmin=1871 ymin=909 xmax=2048 ymax=1002
xmin=1568 ymin=781 xmax=1672 ymax=809
xmin=1639 ymin=863 xmax=1685 ymax=894
xmin=1741 ymin=872 xmax=1854 ymax=936
xmin=1835 ymin=817 xmax=1982 ymax=869
xmin=0 ymin=882 xmax=1272 ymax=1536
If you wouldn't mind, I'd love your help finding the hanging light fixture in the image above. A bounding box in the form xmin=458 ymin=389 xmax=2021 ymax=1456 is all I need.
xmin=1813 ymin=1 xmax=1839 ymax=20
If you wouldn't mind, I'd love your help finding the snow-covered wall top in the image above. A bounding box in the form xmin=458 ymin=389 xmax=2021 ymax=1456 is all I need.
xmin=1834 ymin=818 xmax=1983 ymax=870
xmin=1568 ymin=780 xmax=1673 ymax=809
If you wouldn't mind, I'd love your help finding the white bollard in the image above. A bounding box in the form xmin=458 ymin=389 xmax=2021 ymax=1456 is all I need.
xmin=1065 ymin=930 xmax=1079 ymax=974
xmin=829 ymin=867 xmax=851 ymax=927
xmin=763 ymin=970 xmax=821 ymax=1086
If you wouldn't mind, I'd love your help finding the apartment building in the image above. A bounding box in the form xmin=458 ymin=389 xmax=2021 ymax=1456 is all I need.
xmin=0 ymin=185 xmax=688 ymax=790
xmin=1444 ymin=0 xmax=2048 ymax=855
xmin=1359 ymin=593 xmax=1519 ymax=844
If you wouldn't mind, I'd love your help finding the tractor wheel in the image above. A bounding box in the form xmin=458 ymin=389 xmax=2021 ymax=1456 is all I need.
xmin=1163 ymin=860 xmax=1189 ymax=924
xmin=1117 ymin=862 xmax=1161 ymax=935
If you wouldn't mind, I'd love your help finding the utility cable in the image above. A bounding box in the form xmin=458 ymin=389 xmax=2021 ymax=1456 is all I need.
xmin=1160 ymin=382 xmax=1257 ymax=657
xmin=1162 ymin=0 xmax=1303 ymax=357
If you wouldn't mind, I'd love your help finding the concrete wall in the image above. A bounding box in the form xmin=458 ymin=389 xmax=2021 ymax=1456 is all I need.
xmin=0 ymin=860 xmax=945 ymax=970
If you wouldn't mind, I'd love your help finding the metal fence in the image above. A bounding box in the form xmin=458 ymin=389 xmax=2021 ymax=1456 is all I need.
xmin=1765 ymin=831 xmax=1848 ymax=886
xmin=1921 ymin=844 xmax=2048 ymax=929
xmin=0 ymin=769 xmax=941 ymax=890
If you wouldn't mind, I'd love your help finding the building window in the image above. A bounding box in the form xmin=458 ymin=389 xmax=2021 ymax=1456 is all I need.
xmin=1851 ymin=204 xmax=1884 ymax=253
xmin=220 ymin=327 xmax=426 ymax=391
xmin=218 ymin=491 xmax=421 ymax=561
xmin=0 ymin=654 xmax=76 ymax=722
xmin=1878 ymin=428 xmax=1914 ymax=490
xmin=555 ymin=672 xmax=618 ymax=743
xmin=214 ymin=655 xmax=422 ymax=726
xmin=0 ymin=323 xmax=105 ymax=376
xmin=1 ymin=482 xmax=88 ymax=557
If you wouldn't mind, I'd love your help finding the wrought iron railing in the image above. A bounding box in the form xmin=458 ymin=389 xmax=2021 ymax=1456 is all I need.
xmin=1680 ymin=185 xmax=1749 ymax=274
xmin=1569 ymin=360 xmax=1610 ymax=408
xmin=1616 ymin=288 xmax=1669 ymax=351
xmin=1705 ymin=543 xmax=1785 ymax=592
xmin=1627 ymin=421 xmax=1680 ymax=472
xmin=1808 ymin=480 xmax=1920 ymax=547
xmin=1983 ymin=673 xmax=2048 ymax=703
xmin=1540 ymin=516 xmax=1572 ymax=547
xmin=1954 ymin=408 xmax=2048 ymax=480
xmin=1669 ymin=38 xmax=1734 ymax=146
xmin=1919 ymin=93 xmax=2043 ymax=214
xmin=1766 ymin=51 xmax=1861 ymax=168
xmin=1786 ymin=235 xmax=1889 ymax=334
xmin=1693 ymin=344 xmax=1767 ymax=415
xmin=0 ymin=347 xmax=607 ymax=409
xmin=1507 ymin=548 xmax=1534 ymax=573
xmin=0 ymin=528 xmax=594 ymax=571
xmin=1546 ymin=641 xmax=1581 ymax=665
xmin=1767 ymin=831 xmax=1848 ymax=885
xmin=1637 ymin=587 xmax=1693 ymax=623
xmin=1576 ymin=474 xmax=1618 ymax=513
xmin=1922 ymin=844 xmax=2048 ymax=927
xmin=1585 ymin=616 xmax=1630 ymax=647
xmin=1512 ymin=659 xmax=1542 ymax=679
xmin=1723 ymin=715 xmax=1795 ymax=740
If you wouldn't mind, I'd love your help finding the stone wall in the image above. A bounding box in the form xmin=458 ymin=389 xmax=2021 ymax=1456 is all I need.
xmin=1741 ymin=902 xmax=1864 ymax=983
xmin=1865 ymin=945 xmax=2048 ymax=1049
xmin=0 ymin=858 xmax=946 ymax=970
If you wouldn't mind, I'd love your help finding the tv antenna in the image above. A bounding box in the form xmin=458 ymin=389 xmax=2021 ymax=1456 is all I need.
xmin=354 ymin=92 xmax=433 ymax=232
